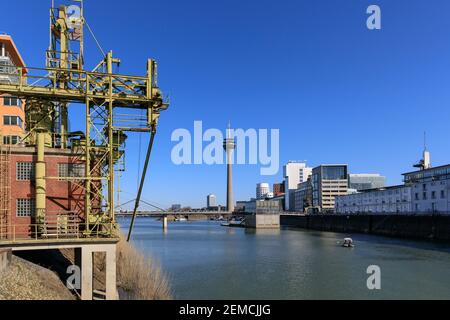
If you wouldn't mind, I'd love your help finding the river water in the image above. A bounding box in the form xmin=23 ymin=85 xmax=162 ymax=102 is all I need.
xmin=119 ymin=217 xmax=450 ymax=300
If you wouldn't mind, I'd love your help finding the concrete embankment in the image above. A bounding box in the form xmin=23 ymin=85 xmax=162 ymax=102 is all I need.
xmin=0 ymin=255 xmax=74 ymax=300
xmin=281 ymin=214 xmax=450 ymax=241
xmin=0 ymin=235 xmax=172 ymax=300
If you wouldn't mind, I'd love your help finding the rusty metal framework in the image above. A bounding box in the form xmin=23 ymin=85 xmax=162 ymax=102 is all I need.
xmin=0 ymin=0 xmax=168 ymax=240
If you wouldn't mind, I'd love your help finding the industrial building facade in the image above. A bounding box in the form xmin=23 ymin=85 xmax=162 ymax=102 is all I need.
xmin=335 ymin=185 xmax=412 ymax=214
xmin=2 ymin=146 xmax=87 ymax=238
xmin=403 ymin=164 xmax=450 ymax=213
xmin=0 ymin=0 xmax=169 ymax=300
xmin=336 ymin=163 xmax=450 ymax=215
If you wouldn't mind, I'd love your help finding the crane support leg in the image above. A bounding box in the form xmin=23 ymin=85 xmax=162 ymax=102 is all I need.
xmin=126 ymin=129 xmax=157 ymax=242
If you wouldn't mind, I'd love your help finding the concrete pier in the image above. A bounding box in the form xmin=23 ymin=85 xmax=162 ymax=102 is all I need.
xmin=76 ymin=243 xmax=117 ymax=300
xmin=246 ymin=214 xmax=280 ymax=229
xmin=6 ymin=240 xmax=118 ymax=300
xmin=0 ymin=248 xmax=12 ymax=272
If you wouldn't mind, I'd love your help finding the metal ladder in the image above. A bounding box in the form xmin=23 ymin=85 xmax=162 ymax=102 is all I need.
xmin=0 ymin=145 xmax=11 ymax=240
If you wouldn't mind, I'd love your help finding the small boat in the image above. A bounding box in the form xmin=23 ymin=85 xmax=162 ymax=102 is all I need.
xmin=174 ymin=216 xmax=187 ymax=222
xmin=342 ymin=237 xmax=354 ymax=248
xmin=221 ymin=218 xmax=244 ymax=227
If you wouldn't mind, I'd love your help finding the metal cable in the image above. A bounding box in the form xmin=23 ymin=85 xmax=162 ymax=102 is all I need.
xmin=84 ymin=18 xmax=106 ymax=58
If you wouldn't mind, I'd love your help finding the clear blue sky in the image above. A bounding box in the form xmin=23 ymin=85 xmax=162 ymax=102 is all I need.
xmin=4 ymin=0 xmax=450 ymax=208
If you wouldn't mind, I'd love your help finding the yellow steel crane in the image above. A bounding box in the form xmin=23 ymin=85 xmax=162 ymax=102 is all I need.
xmin=0 ymin=0 xmax=169 ymax=239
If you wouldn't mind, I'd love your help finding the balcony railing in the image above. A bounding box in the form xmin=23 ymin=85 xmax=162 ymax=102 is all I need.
xmin=0 ymin=222 xmax=117 ymax=244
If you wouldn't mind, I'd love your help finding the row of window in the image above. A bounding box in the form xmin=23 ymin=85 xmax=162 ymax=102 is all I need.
xmin=15 ymin=162 xmax=85 ymax=181
xmin=340 ymin=199 xmax=409 ymax=206
xmin=414 ymin=190 xmax=446 ymax=200
xmin=2 ymin=135 xmax=20 ymax=145
xmin=3 ymin=96 xmax=22 ymax=107
xmin=3 ymin=115 xmax=23 ymax=127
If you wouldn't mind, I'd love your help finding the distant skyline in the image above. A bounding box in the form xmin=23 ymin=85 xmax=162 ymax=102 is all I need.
xmin=4 ymin=0 xmax=450 ymax=208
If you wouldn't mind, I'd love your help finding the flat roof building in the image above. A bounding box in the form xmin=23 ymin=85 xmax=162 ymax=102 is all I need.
xmin=207 ymin=194 xmax=217 ymax=208
xmin=403 ymin=164 xmax=450 ymax=213
xmin=312 ymin=164 xmax=348 ymax=213
xmin=335 ymin=185 xmax=412 ymax=214
xmin=283 ymin=161 xmax=312 ymax=211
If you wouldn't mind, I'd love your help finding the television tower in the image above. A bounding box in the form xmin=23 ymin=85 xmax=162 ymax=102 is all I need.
xmin=223 ymin=122 xmax=235 ymax=212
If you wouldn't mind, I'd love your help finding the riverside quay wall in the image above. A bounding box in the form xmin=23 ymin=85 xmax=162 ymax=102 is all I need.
xmin=280 ymin=214 xmax=450 ymax=241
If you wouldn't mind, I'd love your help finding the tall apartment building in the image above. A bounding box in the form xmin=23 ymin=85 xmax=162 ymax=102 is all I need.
xmin=0 ymin=35 xmax=26 ymax=145
xmin=283 ymin=161 xmax=312 ymax=211
xmin=207 ymin=194 xmax=217 ymax=208
xmin=312 ymin=164 xmax=348 ymax=213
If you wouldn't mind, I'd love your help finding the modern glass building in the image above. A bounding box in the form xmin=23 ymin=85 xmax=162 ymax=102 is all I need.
xmin=349 ymin=174 xmax=386 ymax=191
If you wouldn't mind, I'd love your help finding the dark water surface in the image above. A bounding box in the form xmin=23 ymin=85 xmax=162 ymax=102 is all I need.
xmin=119 ymin=217 xmax=450 ymax=299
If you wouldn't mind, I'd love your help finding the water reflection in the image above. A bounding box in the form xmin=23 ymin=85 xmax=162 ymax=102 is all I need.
xmin=120 ymin=218 xmax=450 ymax=300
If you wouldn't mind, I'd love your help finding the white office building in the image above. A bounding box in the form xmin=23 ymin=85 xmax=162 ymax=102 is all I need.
xmin=207 ymin=194 xmax=217 ymax=208
xmin=283 ymin=161 xmax=312 ymax=211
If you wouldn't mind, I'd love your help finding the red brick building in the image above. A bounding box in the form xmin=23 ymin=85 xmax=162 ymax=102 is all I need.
xmin=273 ymin=182 xmax=285 ymax=197
xmin=1 ymin=146 xmax=88 ymax=239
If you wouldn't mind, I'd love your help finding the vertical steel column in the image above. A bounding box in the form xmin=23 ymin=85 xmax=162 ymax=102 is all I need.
xmin=107 ymin=52 xmax=115 ymax=223
xmin=85 ymin=75 xmax=91 ymax=232
xmin=36 ymin=132 xmax=46 ymax=224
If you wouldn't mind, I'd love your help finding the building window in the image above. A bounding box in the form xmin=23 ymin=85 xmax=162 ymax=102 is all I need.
xmin=3 ymin=135 xmax=20 ymax=145
xmin=58 ymin=163 xmax=85 ymax=179
xmin=3 ymin=115 xmax=23 ymax=127
xmin=441 ymin=190 xmax=445 ymax=199
xmin=423 ymin=192 xmax=427 ymax=200
xmin=3 ymin=96 xmax=22 ymax=107
xmin=16 ymin=162 xmax=35 ymax=181
xmin=431 ymin=191 xmax=436 ymax=199
xmin=16 ymin=198 xmax=35 ymax=217
xmin=422 ymin=184 xmax=427 ymax=191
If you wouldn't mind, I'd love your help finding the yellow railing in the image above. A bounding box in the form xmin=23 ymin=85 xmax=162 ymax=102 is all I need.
xmin=0 ymin=222 xmax=117 ymax=243
xmin=0 ymin=65 xmax=151 ymax=98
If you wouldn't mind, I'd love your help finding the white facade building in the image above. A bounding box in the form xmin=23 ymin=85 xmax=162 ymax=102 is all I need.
xmin=336 ymin=148 xmax=450 ymax=215
xmin=283 ymin=161 xmax=312 ymax=210
xmin=207 ymin=194 xmax=217 ymax=208
xmin=335 ymin=185 xmax=412 ymax=214
xmin=256 ymin=183 xmax=270 ymax=200
xmin=403 ymin=164 xmax=450 ymax=213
